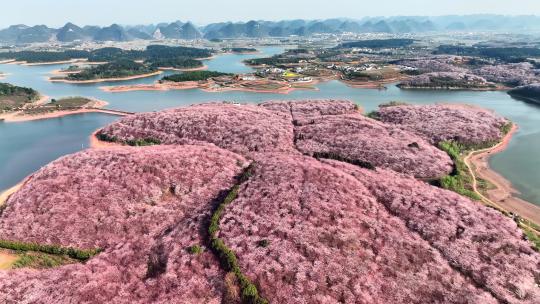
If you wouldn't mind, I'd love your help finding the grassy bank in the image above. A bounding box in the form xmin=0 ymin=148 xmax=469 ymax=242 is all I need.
xmin=437 ymin=122 xmax=513 ymax=201
xmin=437 ymin=141 xmax=482 ymax=200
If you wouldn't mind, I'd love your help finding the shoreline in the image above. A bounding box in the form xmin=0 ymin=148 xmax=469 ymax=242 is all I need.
xmin=48 ymin=71 xmax=163 ymax=84
xmin=0 ymin=99 xmax=132 ymax=123
xmin=465 ymin=124 xmax=540 ymax=225
xmin=5 ymin=59 xmax=87 ymax=66
xmin=89 ymin=130 xmax=123 ymax=149
xmin=101 ymin=80 xmax=318 ymax=94
xmin=0 ymin=182 xmax=23 ymax=206
xmin=157 ymin=65 xmax=208 ymax=72
xmin=398 ymin=85 xmax=509 ymax=91
xmin=341 ymin=77 xmax=406 ymax=89
xmin=0 ymin=108 xmax=129 ymax=123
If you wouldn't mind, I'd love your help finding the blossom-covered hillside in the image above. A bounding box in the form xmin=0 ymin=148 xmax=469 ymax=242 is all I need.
xmin=260 ymin=99 xmax=360 ymax=121
xmin=294 ymin=114 xmax=452 ymax=178
xmin=326 ymin=160 xmax=540 ymax=303
xmin=98 ymin=100 xmax=453 ymax=179
xmin=97 ymin=103 xmax=296 ymax=155
xmin=219 ymin=154 xmax=496 ymax=303
xmin=399 ymin=72 xmax=495 ymax=89
xmin=397 ymin=57 xmax=469 ymax=73
xmin=0 ymin=145 xmax=247 ymax=303
xmin=474 ymin=62 xmax=539 ymax=87
xmin=1 ymin=100 xmax=536 ymax=304
xmin=374 ymin=104 xmax=509 ymax=145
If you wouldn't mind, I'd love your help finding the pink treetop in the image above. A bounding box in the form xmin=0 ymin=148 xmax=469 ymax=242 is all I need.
xmin=219 ymin=154 xmax=496 ymax=303
xmin=375 ymin=104 xmax=509 ymax=145
xmin=0 ymin=145 xmax=246 ymax=303
xmin=99 ymin=103 xmax=296 ymax=155
xmin=295 ymin=114 xmax=453 ymax=179
xmin=325 ymin=160 xmax=540 ymax=304
xmin=0 ymin=100 xmax=536 ymax=304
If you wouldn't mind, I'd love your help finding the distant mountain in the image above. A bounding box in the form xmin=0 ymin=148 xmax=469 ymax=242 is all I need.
xmin=446 ymin=22 xmax=467 ymax=31
xmin=3 ymin=15 xmax=540 ymax=45
xmin=0 ymin=25 xmax=30 ymax=43
xmin=245 ymin=21 xmax=269 ymax=38
xmin=57 ymin=23 xmax=86 ymax=42
xmin=0 ymin=24 xmax=56 ymax=43
xmin=94 ymin=24 xmax=131 ymax=41
xmin=339 ymin=21 xmax=362 ymax=33
xmin=18 ymin=25 xmax=56 ymax=43
xmin=127 ymin=24 xmax=157 ymax=36
xmin=179 ymin=22 xmax=203 ymax=39
xmin=82 ymin=26 xmax=101 ymax=37
xmin=306 ymin=21 xmax=336 ymax=34
xmin=127 ymin=28 xmax=152 ymax=40
xmin=156 ymin=22 xmax=202 ymax=39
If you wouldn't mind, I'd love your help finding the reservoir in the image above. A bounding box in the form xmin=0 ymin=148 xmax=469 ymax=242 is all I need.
xmin=1 ymin=46 xmax=539 ymax=205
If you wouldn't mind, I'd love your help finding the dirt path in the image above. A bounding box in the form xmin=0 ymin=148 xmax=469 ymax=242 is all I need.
xmin=0 ymin=251 xmax=18 ymax=270
xmin=464 ymin=124 xmax=540 ymax=227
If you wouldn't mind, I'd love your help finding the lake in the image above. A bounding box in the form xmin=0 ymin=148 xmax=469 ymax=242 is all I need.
xmin=1 ymin=46 xmax=540 ymax=205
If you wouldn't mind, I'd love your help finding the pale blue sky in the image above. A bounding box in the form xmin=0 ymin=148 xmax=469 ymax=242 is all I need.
xmin=3 ymin=0 xmax=540 ymax=27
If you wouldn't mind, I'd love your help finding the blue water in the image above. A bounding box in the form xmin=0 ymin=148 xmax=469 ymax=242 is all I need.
xmin=0 ymin=113 xmax=119 ymax=189
xmin=1 ymin=46 xmax=540 ymax=205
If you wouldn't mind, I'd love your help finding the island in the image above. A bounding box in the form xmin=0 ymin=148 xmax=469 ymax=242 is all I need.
xmin=0 ymin=50 xmax=89 ymax=65
xmin=0 ymin=82 xmax=46 ymax=114
xmin=0 ymin=97 xmax=129 ymax=122
xmin=1 ymin=100 xmax=537 ymax=303
xmin=0 ymin=85 xmax=129 ymax=122
xmin=49 ymin=59 xmax=162 ymax=83
xmin=0 ymin=45 xmax=213 ymax=67
xmin=223 ymin=47 xmax=259 ymax=54
xmin=148 ymin=57 xmax=207 ymax=71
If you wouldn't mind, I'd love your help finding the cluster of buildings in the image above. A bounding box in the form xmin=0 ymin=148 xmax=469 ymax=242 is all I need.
xmin=327 ymin=63 xmax=382 ymax=73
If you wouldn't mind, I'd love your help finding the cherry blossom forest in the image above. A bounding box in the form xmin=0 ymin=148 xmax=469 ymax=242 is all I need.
xmin=0 ymin=100 xmax=538 ymax=304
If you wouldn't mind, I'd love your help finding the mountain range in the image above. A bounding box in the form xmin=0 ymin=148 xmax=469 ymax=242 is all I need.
xmin=1 ymin=15 xmax=540 ymax=44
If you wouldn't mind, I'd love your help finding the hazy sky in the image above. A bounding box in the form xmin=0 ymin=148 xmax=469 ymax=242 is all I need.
xmin=3 ymin=0 xmax=540 ymax=27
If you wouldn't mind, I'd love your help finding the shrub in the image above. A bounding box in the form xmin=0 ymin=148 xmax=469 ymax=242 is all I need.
xmin=125 ymin=137 xmax=161 ymax=146
xmin=379 ymin=101 xmax=409 ymax=108
xmin=500 ymin=122 xmax=513 ymax=135
xmin=207 ymin=164 xmax=267 ymax=304
xmin=161 ymin=71 xmax=231 ymax=82
xmin=437 ymin=141 xmax=481 ymax=200
xmin=96 ymin=132 xmax=117 ymax=143
xmin=312 ymin=152 xmax=375 ymax=170
xmin=187 ymin=244 xmax=203 ymax=255
xmin=0 ymin=239 xmax=100 ymax=261
xmin=256 ymin=239 xmax=269 ymax=248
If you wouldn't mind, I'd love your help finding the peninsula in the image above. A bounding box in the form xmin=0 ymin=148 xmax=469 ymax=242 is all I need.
xmin=508 ymin=84 xmax=540 ymax=105
xmin=49 ymin=59 xmax=161 ymax=83
xmin=101 ymin=70 xmax=318 ymax=94
xmin=0 ymin=90 xmax=128 ymax=122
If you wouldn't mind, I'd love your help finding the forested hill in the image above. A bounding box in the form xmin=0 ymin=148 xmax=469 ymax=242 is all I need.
xmin=0 ymin=45 xmax=213 ymax=64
